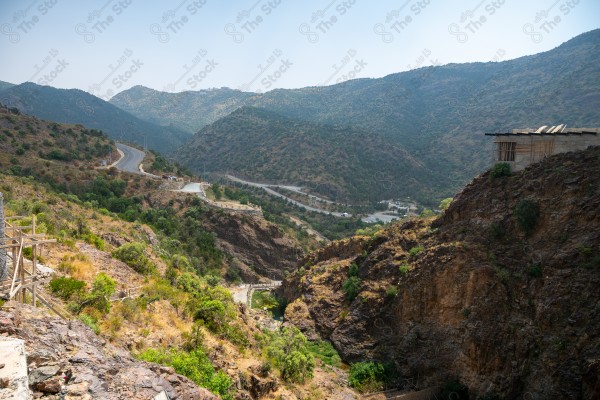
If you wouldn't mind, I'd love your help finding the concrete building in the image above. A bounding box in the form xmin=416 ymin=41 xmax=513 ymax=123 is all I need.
xmin=485 ymin=125 xmax=600 ymax=171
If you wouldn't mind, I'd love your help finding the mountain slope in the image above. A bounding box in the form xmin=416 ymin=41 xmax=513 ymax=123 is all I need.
xmin=110 ymin=85 xmax=255 ymax=134
xmin=0 ymin=83 xmax=190 ymax=152
xmin=114 ymin=29 xmax=600 ymax=203
xmin=178 ymin=106 xmax=438 ymax=203
xmin=280 ymin=145 xmax=600 ymax=398
xmin=0 ymin=80 xmax=15 ymax=91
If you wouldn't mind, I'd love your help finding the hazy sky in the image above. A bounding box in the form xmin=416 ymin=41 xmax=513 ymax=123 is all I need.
xmin=1 ymin=0 xmax=598 ymax=99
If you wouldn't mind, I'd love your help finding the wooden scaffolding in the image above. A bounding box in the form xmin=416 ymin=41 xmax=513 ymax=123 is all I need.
xmin=0 ymin=193 xmax=63 ymax=317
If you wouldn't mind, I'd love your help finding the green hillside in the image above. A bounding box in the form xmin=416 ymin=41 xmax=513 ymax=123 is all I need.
xmin=110 ymin=85 xmax=255 ymax=134
xmin=178 ymin=107 xmax=440 ymax=204
xmin=0 ymin=83 xmax=190 ymax=152
xmin=115 ymin=30 xmax=600 ymax=204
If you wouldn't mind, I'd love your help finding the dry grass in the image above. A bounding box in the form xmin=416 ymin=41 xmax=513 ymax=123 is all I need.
xmin=57 ymin=253 xmax=95 ymax=281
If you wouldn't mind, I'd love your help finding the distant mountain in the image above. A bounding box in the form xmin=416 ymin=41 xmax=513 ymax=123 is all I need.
xmin=178 ymin=107 xmax=441 ymax=203
xmin=110 ymin=86 xmax=255 ymax=134
xmin=0 ymin=83 xmax=190 ymax=152
xmin=117 ymin=30 xmax=600 ymax=204
xmin=0 ymin=80 xmax=15 ymax=92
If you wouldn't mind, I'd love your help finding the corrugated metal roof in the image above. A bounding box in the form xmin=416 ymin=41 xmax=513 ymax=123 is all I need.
xmin=485 ymin=127 xmax=599 ymax=136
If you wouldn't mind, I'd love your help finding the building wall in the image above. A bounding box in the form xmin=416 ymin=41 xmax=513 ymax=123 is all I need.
xmin=494 ymin=135 xmax=600 ymax=171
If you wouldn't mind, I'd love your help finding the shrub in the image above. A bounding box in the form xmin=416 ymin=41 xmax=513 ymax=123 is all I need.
xmin=194 ymin=300 xmax=226 ymax=332
xmin=342 ymin=276 xmax=361 ymax=302
xmin=399 ymin=263 xmax=410 ymax=274
xmin=385 ymin=285 xmax=398 ymax=298
xmin=49 ymin=276 xmax=85 ymax=300
xmin=515 ymin=199 xmax=540 ymax=236
xmin=265 ymin=326 xmax=315 ymax=383
xmin=137 ymin=348 xmax=233 ymax=399
xmin=85 ymin=273 xmax=116 ymax=313
xmin=348 ymin=362 xmax=386 ymax=392
xmin=439 ymin=197 xmax=453 ymax=211
xmin=408 ymin=246 xmax=424 ymax=258
xmin=348 ymin=262 xmax=359 ymax=277
xmin=307 ymin=340 xmax=342 ymax=367
xmin=490 ymin=162 xmax=511 ymax=178
xmin=79 ymin=313 xmax=100 ymax=334
xmin=112 ymin=242 xmax=155 ymax=274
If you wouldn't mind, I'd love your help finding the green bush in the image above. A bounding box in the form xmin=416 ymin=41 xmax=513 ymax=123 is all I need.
xmin=348 ymin=362 xmax=386 ymax=392
xmin=385 ymin=285 xmax=398 ymax=298
xmin=307 ymin=340 xmax=342 ymax=367
xmin=408 ymin=246 xmax=424 ymax=258
xmin=84 ymin=273 xmax=116 ymax=313
xmin=515 ymin=199 xmax=540 ymax=236
xmin=264 ymin=326 xmax=315 ymax=383
xmin=348 ymin=262 xmax=359 ymax=277
xmin=399 ymin=263 xmax=410 ymax=274
xmin=49 ymin=276 xmax=85 ymax=300
xmin=112 ymin=242 xmax=155 ymax=274
xmin=490 ymin=162 xmax=511 ymax=178
xmin=342 ymin=276 xmax=361 ymax=302
xmin=137 ymin=348 xmax=233 ymax=399
xmin=79 ymin=313 xmax=100 ymax=334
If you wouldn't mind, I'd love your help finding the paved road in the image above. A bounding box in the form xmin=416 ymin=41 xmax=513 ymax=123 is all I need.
xmin=115 ymin=143 xmax=145 ymax=174
xmin=226 ymin=175 xmax=346 ymax=217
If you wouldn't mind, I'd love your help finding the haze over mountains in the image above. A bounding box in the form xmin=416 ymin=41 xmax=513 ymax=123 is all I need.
xmin=2 ymin=29 xmax=599 ymax=204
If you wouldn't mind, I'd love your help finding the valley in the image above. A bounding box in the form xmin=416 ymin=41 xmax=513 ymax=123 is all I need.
xmin=0 ymin=24 xmax=599 ymax=400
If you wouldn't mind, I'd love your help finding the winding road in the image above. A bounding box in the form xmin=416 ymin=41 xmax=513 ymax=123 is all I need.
xmin=115 ymin=143 xmax=145 ymax=174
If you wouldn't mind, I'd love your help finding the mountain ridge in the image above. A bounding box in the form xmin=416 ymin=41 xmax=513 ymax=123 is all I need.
xmin=0 ymin=82 xmax=191 ymax=152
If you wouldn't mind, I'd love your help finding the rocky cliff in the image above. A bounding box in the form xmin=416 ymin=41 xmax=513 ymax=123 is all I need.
xmin=281 ymin=146 xmax=600 ymax=399
xmin=0 ymin=302 xmax=217 ymax=399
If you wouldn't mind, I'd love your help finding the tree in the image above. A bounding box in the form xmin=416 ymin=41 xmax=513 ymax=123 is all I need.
xmin=112 ymin=242 xmax=155 ymax=274
xmin=211 ymin=183 xmax=222 ymax=200
xmin=266 ymin=327 xmax=315 ymax=383
xmin=342 ymin=276 xmax=361 ymax=302
xmin=86 ymin=273 xmax=116 ymax=313
xmin=439 ymin=197 xmax=453 ymax=211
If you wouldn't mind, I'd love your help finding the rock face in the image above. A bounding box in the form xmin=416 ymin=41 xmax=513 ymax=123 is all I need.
xmin=0 ymin=302 xmax=218 ymax=399
xmin=204 ymin=210 xmax=301 ymax=281
xmin=281 ymin=146 xmax=600 ymax=399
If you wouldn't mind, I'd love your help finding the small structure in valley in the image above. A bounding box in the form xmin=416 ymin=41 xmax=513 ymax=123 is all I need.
xmin=485 ymin=125 xmax=600 ymax=171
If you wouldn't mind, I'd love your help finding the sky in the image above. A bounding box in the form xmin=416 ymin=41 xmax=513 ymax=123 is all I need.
xmin=1 ymin=0 xmax=599 ymax=99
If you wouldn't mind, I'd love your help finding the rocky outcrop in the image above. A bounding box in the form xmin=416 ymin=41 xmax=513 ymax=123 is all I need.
xmin=0 ymin=302 xmax=218 ymax=399
xmin=204 ymin=210 xmax=301 ymax=281
xmin=281 ymin=147 xmax=600 ymax=399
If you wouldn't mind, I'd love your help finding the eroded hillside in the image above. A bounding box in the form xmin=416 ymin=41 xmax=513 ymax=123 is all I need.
xmin=281 ymin=146 xmax=600 ymax=399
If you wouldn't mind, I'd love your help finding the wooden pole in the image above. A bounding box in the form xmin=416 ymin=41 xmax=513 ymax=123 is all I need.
xmin=32 ymin=215 xmax=37 ymax=307
xmin=19 ymin=230 xmax=25 ymax=303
